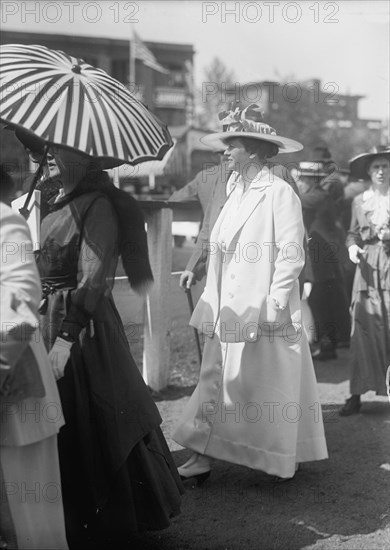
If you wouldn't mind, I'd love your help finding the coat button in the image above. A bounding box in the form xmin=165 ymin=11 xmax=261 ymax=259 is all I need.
xmin=230 ymin=274 xmax=235 ymax=279
xmin=228 ymin=293 xmax=233 ymax=298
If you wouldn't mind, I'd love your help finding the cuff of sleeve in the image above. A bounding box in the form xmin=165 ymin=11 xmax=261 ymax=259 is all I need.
xmin=60 ymin=321 xmax=83 ymax=341
xmin=269 ymin=290 xmax=289 ymax=310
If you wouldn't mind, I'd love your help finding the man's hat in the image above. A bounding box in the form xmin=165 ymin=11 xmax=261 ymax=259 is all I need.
xmin=349 ymin=145 xmax=390 ymax=180
xmin=200 ymin=103 xmax=303 ymax=154
xmin=298 ymin=161 xmax=328 ymax=177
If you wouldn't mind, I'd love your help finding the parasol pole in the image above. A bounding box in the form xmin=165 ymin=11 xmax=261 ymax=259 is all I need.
xmin=19 ymin=144 xmax=49 ymax=220
xmin=185 ymin=287 xmax=202 ymax=366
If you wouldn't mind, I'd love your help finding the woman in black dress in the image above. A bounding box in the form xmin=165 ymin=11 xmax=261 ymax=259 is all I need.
xmin=30 ymin=143 xmax=183 ymax=548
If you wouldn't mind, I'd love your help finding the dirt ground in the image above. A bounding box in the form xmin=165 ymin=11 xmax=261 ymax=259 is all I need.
xmin=120 ymin=242 xmax=390 ymax=550
xmin=127 ymin=322 xmax=390 ymax=550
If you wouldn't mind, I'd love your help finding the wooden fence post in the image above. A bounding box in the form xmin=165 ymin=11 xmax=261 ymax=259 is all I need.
xmin=142 ymin=203 xmax=172 ymax=391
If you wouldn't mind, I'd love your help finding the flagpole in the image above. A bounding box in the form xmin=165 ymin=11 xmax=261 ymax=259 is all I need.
xmin=129 ymin=25 xmax=136 ymax=91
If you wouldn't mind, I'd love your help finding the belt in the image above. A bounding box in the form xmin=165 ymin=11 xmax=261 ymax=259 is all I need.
xmin=39 ymin=275 xmax=77 ymax=314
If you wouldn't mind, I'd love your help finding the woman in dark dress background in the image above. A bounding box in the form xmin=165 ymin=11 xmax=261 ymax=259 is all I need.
xmin=29 ymin=143 xmax=183 ymax=548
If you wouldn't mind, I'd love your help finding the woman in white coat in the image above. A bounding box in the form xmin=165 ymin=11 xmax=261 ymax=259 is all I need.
xmin=173 ymin=106 xmax=328 ymax=482
xmin=0 ymin=166 xmax=68 ymax=549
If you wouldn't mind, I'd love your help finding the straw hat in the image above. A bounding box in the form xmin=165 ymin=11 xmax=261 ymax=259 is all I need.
xmin=200 ymin=103 xmax=303 ymax=154
xmin=298 ymin=161 xmax=328 ymax=177
xmin=349 ymin=145 xmax=390 ymax=180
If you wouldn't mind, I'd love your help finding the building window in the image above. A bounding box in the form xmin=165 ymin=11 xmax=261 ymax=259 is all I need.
xmin=338 ymin=120 xmax=353 ymax=128
xmin=167 ymin=67 xmax=185 ymax=88
xmin=111 ymin=59 xmax=129 ymax=83
xmin=325 ymin=120 xmax=336 ymax=128
xmin=367 ymin=121 xmax=382 ymax=130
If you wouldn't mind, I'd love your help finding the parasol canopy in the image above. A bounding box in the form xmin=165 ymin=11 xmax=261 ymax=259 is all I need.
xmin=0 ymin=43 xmax=173 ymax=168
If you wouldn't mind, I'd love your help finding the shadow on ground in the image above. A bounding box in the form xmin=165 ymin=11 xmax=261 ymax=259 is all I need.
xmin=139 ymin=357 xmax=390 ymax=549
xmin=136 ymin=398 xmax=390 ymax=550
xmin=151 ymin=385 xmax=197 ymax=402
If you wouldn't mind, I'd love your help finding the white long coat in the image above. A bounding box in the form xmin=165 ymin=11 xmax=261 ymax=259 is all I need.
xmin=173 ymin=168 xmax=328 ymax=478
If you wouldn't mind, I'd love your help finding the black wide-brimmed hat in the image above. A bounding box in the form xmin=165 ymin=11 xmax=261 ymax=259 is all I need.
xmin=349 ymin=146 xmax=390 ymax=180
xmin=4 ymin=124 xmax=123 ymax=169
xmin=3 ymin=124 xmax=46 ymax=153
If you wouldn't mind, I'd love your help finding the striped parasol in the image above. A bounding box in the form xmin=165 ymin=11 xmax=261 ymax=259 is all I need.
xmin=0 ymin=44 xmax=173 ymax=167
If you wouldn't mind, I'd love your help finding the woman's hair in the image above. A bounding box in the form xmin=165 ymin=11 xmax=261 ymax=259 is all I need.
xmin=224 ymin=136 xmax=279 ymax=159
xmin=366 ymin=154 xmax=390 ymax=174
xmin=0 ymin=164 xmax=16 ymax=204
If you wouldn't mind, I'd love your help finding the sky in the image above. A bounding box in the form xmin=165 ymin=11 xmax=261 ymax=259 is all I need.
xmin=1 ymin=0 xmax=389 ymax=120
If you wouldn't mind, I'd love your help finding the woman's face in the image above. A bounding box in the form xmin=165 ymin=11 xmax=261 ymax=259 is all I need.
xmin=223 ymin=138 xmax=253 ymax=172
xmin=367 ymin=157 xmax=389 ymax=188
xmin=49 ymin=146 xmax=90 ymax=179
xmin=46 ymin=151 xmax=61 ymax=179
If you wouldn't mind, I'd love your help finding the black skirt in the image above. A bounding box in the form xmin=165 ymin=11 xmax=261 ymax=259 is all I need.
xmin=57 ymin=347 xmax=183 ymax=549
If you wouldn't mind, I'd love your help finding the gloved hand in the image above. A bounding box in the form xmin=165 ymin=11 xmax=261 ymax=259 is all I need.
xmin=180 ymin=270 xmax=196 ymax=289
xmin=348 ymin=244 xmax=365 ymax=264
xmin=378 ymin=227 xmax=390 ymax=241
xmin=49 ymin=337 xmax=73 ymax=381
xmin=302 ymin=282 xmax=313 ymax=299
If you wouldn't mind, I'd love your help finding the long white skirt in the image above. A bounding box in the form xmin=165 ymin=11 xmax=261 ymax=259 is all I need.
xmin=0 ymin=435 xmax=68 ymax=550
xmin=173 ymin=331 xmax=328 ymax=479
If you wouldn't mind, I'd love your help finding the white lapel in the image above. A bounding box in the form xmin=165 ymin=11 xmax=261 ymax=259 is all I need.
xmin=217 ymin=168 xmax=274 ymax=249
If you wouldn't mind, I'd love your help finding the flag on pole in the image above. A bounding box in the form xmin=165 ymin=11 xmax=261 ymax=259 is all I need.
xmin=133 ymin=31 xmax=169 ymax=74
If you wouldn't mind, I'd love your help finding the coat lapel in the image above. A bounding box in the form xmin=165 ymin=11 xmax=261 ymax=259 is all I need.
xmin=224 ymin=187 xmax=267 ymax=249
xmin=222 ymin=172 xmax=274 ymax=249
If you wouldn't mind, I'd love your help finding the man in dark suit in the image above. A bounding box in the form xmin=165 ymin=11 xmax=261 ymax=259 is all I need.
xmin=169 ymin=153 xmax=229 ymax=215
xmin=179 ymin=161 xmax=230 ymax=288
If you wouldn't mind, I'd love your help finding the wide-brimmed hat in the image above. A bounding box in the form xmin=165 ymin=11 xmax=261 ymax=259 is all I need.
xmin=349 ymin=145 xmax=390 ymax=180
xmin=3 ymin=124 xmax=46 ymax=153
xmin=4 ymin=124 xmax=122 ymax=169
xmin=200 ymin=103 xmax=303 ymax=154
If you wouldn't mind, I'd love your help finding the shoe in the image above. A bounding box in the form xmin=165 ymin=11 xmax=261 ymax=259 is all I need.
xmin=310 ymin=347 xmax=321 ymax=358
xmin=177 ymin=453 xmax=211 ymax=485
xmin=271 ymin=463 xmax=300 ymax=483
xmin=336 ymin=340 xmax=350 ymax=349
xmin=315 ymin=350 xmax=337 ymax=361
xmin=339 ymin=395 xmax=361 ymax=416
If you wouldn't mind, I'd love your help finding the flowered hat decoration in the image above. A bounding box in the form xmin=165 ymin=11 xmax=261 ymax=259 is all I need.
xmin=201 ymin=102 xmax=303 ymax=153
